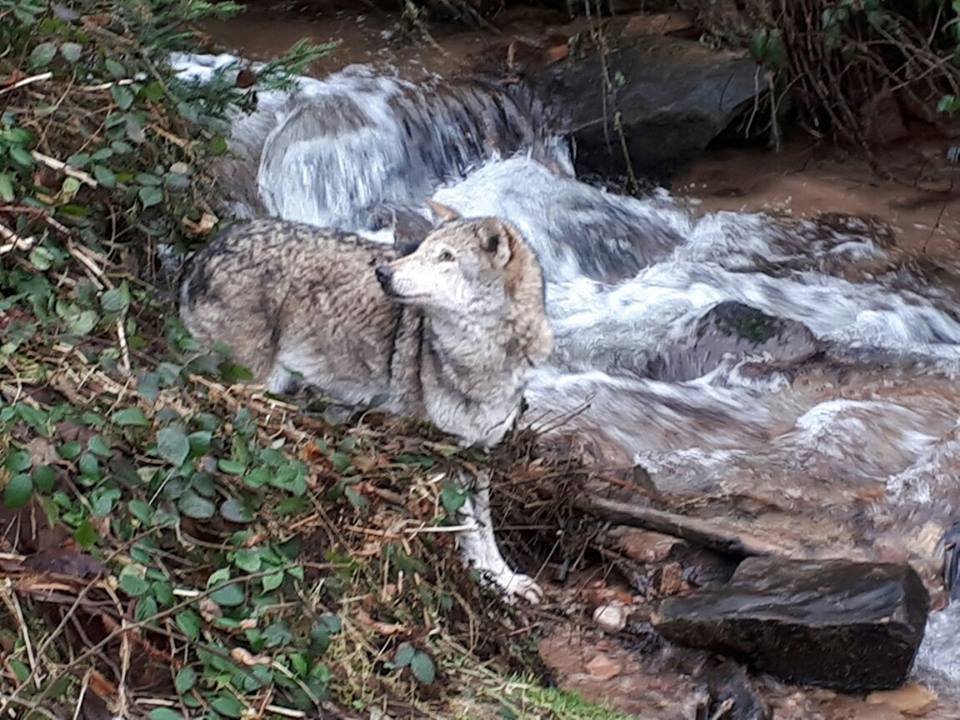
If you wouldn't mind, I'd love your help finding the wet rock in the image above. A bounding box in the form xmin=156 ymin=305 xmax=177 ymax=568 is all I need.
xmin=525 ymin=35 xmax=762 ymax=180
xmin=657 ymin=561 xmax=685 ymax=596
xmin=669 ymin=544 xmax=739 ymax=589
xmin=694 ymin=657 xmax=770 ymax=720
xmin=610 ymin=527 xmax=682 ymax=564
xmin=940 ymin=520 xmax=960 ymax=601
xmin=862 ymin=90 xmax=909 ymax=146
xmin=649 ymin=301 xmax=822 ymax=382
xmin=593 ymin=604 xmax=628 ymax=633
xmin=623 ymin=12 xmax=694 ymax=38
xmin=653 ymin=557 xmax=930 ymax=690
xmin=362 ymin=205 xmax=433 ymax=254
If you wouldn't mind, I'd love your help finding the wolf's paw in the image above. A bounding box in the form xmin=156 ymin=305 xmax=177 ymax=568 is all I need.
xmin=497 ymin=570 xmax=544 ymax=605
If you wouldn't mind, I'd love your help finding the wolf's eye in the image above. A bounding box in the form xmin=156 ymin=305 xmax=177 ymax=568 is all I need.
xmin=438 ymin=250 xmax=455 ymax=262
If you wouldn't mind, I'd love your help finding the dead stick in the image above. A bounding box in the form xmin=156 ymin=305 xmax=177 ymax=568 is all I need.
xmin=575 ymin=494 xmax=792 ymax=559
xmin=31 ymin=151 xmax=98 ymax=188
xmin=0 ymin=71 xmax=52 ymax=96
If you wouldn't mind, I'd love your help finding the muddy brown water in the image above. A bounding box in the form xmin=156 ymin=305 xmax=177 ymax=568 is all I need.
xmin=200 ymin=5 xmax=960 ymax=718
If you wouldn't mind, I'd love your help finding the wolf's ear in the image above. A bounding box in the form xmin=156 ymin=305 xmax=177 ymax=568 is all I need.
xmin=479 ymin=221 xmax=513 ymax=268
xmin=427 ymin=200 xmax=460 ymax=223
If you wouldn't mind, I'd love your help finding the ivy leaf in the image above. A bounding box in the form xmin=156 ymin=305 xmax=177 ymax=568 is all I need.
xmin=156 ymin=425 xmax=190 ymax=466
xmin=232 ymin=548 xmax=261 ymax=573
xmin=749 ymin=28 xmax=788 ymax=71
xmin=60 ymin=43 xmax=83 ymax=63
xmin=88 ymin=435 xmax=112 ymax=457
xmin=92 ymin=164 xmax=116 ymax=188
xmin=105 ymin=58 xmax=126 ymax=78
xmin=129 ymin=499 xmax=153 ymax=525
xmin=74 ymin=520 xmax=98 ymax=548
xmin=30 ymin=42 xmax=57 ymax=68
xmin=112 ymin=407 xmax=149 ymax=427
xmin=440 ymin=483 xmax=467 ymax=515
xmin=119 ymin=566 xmax=150 ymax=597
xmin=174 ymin=667 xmax=196 ymax=694
xmin=3 ymin=474 xmax=33 ymax=509
xmin=938 ymin=94 xmax=960 ymax=115
xmin=210 ymin=580 xmax=245 ymax=607
xmin=410 ymin=651 xmax=436 ymax=684
xmin=8 ymin=146 xmax=34 ymax=169
xmin=138 ymin=185 xmax=163 ymax=208
xmin=393 ymin=642 xmax=415 ymax=669
xmin=67 ymin=309 xmax=98 ymax=336
xmin=100 ymin=283 xmax=130 ymax=313
xmin=149 ymin=710 xmax=183 ymax=720
xmin=178 ymin=491 xmax=215 ymax=520
xmin=141 ymin=81 xmax=165 ymax=102
xmin=111 ymin=85 xmax=135 ymax=110
xmin=220 ymin=497 xmax=253 ymax=523
xmin=262 ymin=570 xmax=284 ymax=592
xmin=0 ymin=173 xmax=14 ymax=202
xmin=210 ymin=695 xmax=244 ymax=719
xmin=5 ymin=450 xmax=32 ymax=473
xmin=31 ymin=465 xmax=57 ymax=493
xmin=217 ymin=459 xmax=245 ymax=475
xmin=175 ymin=610 xmax=201 ymax=640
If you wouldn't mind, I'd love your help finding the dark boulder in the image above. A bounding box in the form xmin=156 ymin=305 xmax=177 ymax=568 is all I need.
xmin=525 ymin=35 xmax=762 ymax=180
xmin=649 ymin=301 xmax=822 ymax=382
xmin=653 ymin=557 xmax=930 ymax=691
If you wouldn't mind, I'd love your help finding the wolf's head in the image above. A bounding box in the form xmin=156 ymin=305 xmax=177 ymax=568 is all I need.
xmin=375 ymin=213 xmax=553 ymax=364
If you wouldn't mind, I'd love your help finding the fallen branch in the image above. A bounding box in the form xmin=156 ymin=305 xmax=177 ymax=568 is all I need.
xmin=0 ymin=224 xmax=37 ymax=254
xmin=31 ymin=151 xmax=98 ymax=189
xmin=575 ymin=494 xmax=796 ymax=559
xmin=0 ymin=71 xmax=52 ymax=96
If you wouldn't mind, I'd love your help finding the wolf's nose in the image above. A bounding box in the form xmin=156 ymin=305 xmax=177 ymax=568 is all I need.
xmin=375 ymin=265 xmax=393 ymax=289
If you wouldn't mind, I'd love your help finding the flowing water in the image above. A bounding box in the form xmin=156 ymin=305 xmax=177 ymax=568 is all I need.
xmin=171 ymin=45 xmax=960 ymax=714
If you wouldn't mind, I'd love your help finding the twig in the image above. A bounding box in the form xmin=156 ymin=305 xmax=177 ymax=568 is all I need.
xmin=149 ymin=123 xmax=189 ymax=148
xmin=0 ymin=71 xmax=52 ymax=96
xmin=64 ymin=241 xmax=131 ymax=373
xmin=575 ymin=494 xmax=796 ymax=559
xmin=31 ymin=151 xmax=98 ymax=188
xmin=0 ymin=224 xmax=37 ymax=255
xmin=78 ymin=78 xmax=136 ymax=92
xmin=71 ymin=669 xmax=91 ymax=720
xmin=0 ymin=580 xmax=41 ymax=688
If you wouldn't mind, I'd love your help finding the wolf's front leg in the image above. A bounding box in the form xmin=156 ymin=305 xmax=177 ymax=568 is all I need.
xmin=455 ymin=470 xmax=543 ymax=605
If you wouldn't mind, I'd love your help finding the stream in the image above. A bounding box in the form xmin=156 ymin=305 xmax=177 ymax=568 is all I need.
xmin=177 ymin=5 xmax=960 ymax=717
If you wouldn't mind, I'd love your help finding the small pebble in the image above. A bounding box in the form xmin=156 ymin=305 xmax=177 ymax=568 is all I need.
xmin=593 ymin=604 xmax=627 ymax=633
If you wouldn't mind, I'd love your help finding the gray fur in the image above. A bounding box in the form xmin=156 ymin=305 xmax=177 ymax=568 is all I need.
xmin=180 ymin=216 xmax=552 ymax=448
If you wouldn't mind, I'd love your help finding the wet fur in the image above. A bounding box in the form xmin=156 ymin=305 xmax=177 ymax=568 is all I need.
xmin=179 ymin=217 xmax=552 ymax=448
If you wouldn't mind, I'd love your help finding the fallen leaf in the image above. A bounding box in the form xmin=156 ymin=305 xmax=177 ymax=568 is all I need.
xmin=355 ymin=609 xmax=409 ymax=637
xmin=231 ymin=647 xmax=272 ymax=666
xmin=198 ymin=597 xmax=222 ymax=623
xmin=23 ymin=549 xmax=105 ymax=578
xmin=181 ymin=212 xmax=218 ymax=236
xmin=353 ymin=455 xmax=378 ymax=474
xmin=545 ymin=43 xmax=569 ymax=64
xmin=235 ymin=68 xmax=256 ymax=88
xmin=87 ymin=669 xmax=118 ymax=700
xmin=623 ymin=12 xmax=693 ymax=38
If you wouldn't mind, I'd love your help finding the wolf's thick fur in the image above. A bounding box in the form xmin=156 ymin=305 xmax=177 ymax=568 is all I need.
xmin=180 ymin=216 xmax=552 ymax=603
xmin=179 ymin=217 xmax=552 ymax=448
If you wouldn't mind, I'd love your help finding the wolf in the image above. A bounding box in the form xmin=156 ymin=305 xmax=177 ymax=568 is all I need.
xmin=179 ymin=215 xmax=553 ymax=602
